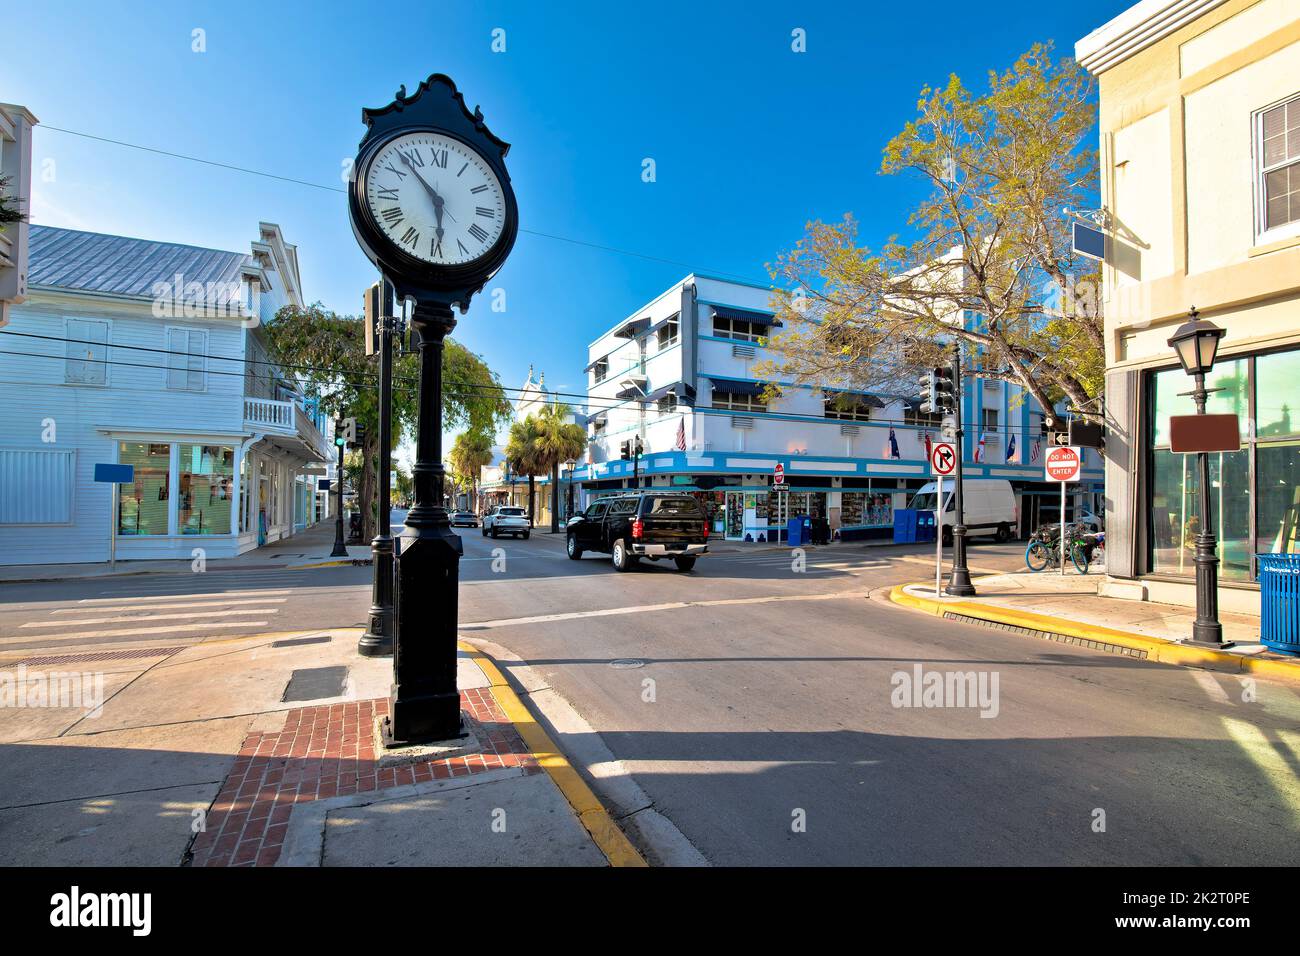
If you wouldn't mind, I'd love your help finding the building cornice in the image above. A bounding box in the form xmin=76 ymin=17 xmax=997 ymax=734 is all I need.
xmin=1075 ymin=0 xmax=1228 ymax=74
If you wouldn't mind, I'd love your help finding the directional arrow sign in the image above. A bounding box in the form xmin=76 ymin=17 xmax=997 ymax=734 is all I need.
xmin=930 ymin=442 xmax=957 ymax=476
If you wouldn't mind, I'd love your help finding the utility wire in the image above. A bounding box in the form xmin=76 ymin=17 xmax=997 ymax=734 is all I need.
xmin=39 ymin=124 xmax=774 ymax=287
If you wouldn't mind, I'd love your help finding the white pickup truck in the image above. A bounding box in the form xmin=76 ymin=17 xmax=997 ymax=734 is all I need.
xmin=482 ymin=505 xmax=531 ymax=539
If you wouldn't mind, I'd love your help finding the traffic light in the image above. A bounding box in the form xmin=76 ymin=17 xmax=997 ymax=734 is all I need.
xmin=919 ymin=367 xmax=956 ymax=415
xmin=633 ymin=435 xmax=644 ymax=457
xmin=619 ymin=436 xmax=644 ymax=461
xmin=340 ymin=417 xmax=357 ymax=446
xmin=352 ymin=421 xmax=367 ymax=448
xmin=620 ymin=440 xmax=631 ymax=461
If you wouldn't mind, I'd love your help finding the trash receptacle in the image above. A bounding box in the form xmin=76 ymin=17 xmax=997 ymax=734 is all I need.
xmin=812 ymin=517 xmax=830 ymax=545
xmin=893 ymin=509 xmax=918 ymax=544
xmin=787 ymin=517 xmax=803 ymax=547
xmin=801 ymin=516 xmax=812 ymax=544
xmin=1258 ymin=553 xmax=1300 ymax=656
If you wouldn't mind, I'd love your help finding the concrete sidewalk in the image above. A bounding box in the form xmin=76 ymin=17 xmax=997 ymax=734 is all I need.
xmin=0 ymin=521 xmax=372 ymax=584
xmin=890 ymin=570 xmax=1300 ymax=683
xmin=0 ymin=626 xmax=639 ymax=867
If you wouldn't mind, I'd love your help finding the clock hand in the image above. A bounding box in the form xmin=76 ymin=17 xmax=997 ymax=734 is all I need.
xmin=398 ymin=152 xmax=457 ymax=222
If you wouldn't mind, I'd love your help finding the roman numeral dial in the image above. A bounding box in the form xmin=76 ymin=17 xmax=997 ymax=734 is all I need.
xmin=364 ymin=131 xmax=507 ymax=267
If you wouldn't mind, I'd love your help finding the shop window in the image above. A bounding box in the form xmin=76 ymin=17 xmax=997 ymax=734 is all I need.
xmin=1255 ymin=349 xmax=1300 ymax=439
xmin=118 ymin=442 xmax=171 ymax=535
xmin=1257 ymin=440 xmax=1300 ymax=554
xmin=592 ymin=358 xmax=608 ymax=384
xmin=1149 ymin=447 xmax=1251 ymax=581
xmin=65 ymin=318 xmax=109 ymax=385
xmin=179 ymin=444 xmax=235 ymax=534
xmin=1151 ymin=359 xmax=1248 ymax=447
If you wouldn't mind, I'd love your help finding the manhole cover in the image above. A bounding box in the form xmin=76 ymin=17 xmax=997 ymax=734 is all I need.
xmin=609 ymin=658 xmax=645 ymax=669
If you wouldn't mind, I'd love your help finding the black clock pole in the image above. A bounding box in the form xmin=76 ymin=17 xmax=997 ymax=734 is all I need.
xmin=384 ymin=299 xmax=464 ymax=745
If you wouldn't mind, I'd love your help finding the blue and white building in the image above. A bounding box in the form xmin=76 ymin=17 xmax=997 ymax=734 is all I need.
xmin=0 ymin=223 xmax=332 ymax=565
xmin=567 ymin=274 xmax=1103 ymax=542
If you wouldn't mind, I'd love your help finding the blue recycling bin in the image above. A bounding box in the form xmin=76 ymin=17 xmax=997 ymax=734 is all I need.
xmin=787 ymin=517 xmax=804 ymax=547
xmin=894 ymin=508 xmax=919 ymax=544
xmin=1258 ymin=554 xmax=1300 ymax=656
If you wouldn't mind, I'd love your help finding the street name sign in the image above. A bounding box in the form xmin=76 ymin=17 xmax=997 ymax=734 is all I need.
xmin=930 ymin=442 xmax=956 ymax=476
xmin=1044 ymin=446 xmax=1081 ymax=483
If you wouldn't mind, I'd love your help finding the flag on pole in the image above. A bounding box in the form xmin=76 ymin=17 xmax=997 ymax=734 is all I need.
xmin=975 ymin=433 xmax=986 ymax=463
xmin=888 ymin=427 xmax=901 ymax=459
xmin=923 ymin=431 xmax=933 ymax=460
xmin=675 ymin=417 xmax=686 ymax=451
xmin=1030 ymin=440 xmax=1041 ymax=463
xmin=1006 ymin=433 xmax=1017 ymax=463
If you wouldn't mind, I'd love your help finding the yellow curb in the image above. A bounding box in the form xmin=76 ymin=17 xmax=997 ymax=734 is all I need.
xmin=889 ymin=584 xmax=1300 ymax=684
xmin=457 ymin=640 xmax=647 ymax=868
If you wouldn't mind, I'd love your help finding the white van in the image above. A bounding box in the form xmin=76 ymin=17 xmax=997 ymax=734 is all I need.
xmin=908 ymin=479 xmax=1017 ymax=544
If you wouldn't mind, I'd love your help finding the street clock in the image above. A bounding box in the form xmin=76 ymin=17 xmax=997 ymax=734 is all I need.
xmin=348 ymin=74 xmax=519 ymax=313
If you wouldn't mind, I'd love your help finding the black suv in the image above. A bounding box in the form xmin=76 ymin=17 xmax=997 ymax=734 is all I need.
xmin=566 ymin=493 xmax=710 ymax=572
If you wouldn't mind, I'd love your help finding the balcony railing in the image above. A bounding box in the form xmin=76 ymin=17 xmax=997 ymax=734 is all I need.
xmin=244 ymin=397 xmax=329 ymax=461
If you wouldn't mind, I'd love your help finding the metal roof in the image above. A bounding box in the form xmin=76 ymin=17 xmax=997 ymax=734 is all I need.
xmin=27 ymin=224 xmax=251 ymax=300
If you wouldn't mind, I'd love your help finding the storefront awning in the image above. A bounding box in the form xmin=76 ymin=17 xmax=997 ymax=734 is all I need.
xmin=713 ymin=305 xmax=782 ymax=328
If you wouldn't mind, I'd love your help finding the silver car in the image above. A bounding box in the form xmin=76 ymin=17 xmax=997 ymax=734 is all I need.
xmin=482 ymin=506 xmax=530 ymax=539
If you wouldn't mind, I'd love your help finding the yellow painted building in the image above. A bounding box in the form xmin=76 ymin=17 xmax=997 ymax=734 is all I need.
xmin=1076 ymin=0 xmax=1300 ymax=611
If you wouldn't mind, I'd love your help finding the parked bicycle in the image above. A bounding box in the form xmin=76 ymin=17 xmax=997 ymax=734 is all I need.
xmin=1024 ymin=521 xmax=1102 ymax=574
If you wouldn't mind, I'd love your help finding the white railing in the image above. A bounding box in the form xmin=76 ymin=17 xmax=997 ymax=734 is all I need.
xmin=244 ymin=397 xmax=330 ymax=460
xmin=244 ymin=397 xmax=294 ymax=429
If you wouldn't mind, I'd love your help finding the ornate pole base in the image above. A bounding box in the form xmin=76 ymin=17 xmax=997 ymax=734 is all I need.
xmin=1184 ymin=529 xmax=1234 ymax=649
xmin=357 ymin=534 xmax=394 ymax=657
xmin=945 ymin=525 xmax=977 ymax=596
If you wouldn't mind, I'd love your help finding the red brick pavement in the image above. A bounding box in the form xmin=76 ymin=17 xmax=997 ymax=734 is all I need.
xmin=188 ymin=686 xmax=538 ymax=867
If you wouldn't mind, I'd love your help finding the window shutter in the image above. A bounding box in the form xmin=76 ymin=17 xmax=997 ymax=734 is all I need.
xmin=167 ymin=328 xmax=186 ymax=389
xmin=187 ymin=330 xmax=206 ymax=390
xmin=65 ymin=319 xmax=107 ymax=384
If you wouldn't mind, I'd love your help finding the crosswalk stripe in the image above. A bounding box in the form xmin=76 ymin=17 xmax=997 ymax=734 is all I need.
xmin=22 ymin=608 xmax=281 ymax=628
xmin=50 ymin=597 xmax=288 ymax=614
xmin=81 ymin=588 xmax=294 ymax=603
xmin=3 ymin=620 xmax=272 ymax=641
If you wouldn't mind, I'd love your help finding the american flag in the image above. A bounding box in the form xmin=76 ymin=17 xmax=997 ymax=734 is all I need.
xmin=675 ymin=417 xmax=686 ymax=451
xmin=975 ymin=433 xmax=986 ymax=463
xmin=1030 ymin=440 xmax=1041 ymax=463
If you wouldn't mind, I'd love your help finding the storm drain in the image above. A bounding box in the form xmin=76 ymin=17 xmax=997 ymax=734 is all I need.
xmin=11 ymin=646 xmax=187 ymax=667
xmin=282 ymin=666 xmax=349 ymax=701
xmin=271 ymin=634 xmax=332 ymax=649
xmin=941 ymin=612 xmax=1150 ymax=660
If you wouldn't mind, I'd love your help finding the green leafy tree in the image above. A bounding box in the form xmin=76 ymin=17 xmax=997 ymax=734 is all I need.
xmin=394 ymin=466 xmax=413 ymax=508
xmin=0 ymin=176 xmax=26 ymax=231
xmin=449 ymin=429 xmax=495 ymax=513
xmin=758 ymin=43 xmax=1103 ymax=420
xmin=266 ymin=303 xmax=511 ymax=539
xmin=504 ymin=416 xmax=545 ymax=528
xmin=534 ymin=403 xmax=588 ymax=533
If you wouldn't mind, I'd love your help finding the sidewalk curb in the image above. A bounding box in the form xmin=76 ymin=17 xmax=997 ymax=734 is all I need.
xmin=457 ymin=640 xmax=648 ymax=868
xmin=889 ymin=583 xmax=1300 ymax=684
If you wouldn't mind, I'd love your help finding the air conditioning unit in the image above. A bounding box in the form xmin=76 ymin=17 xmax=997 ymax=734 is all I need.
xmin=731 ymin=416 xmax=754 ymax=429
xmin=732 ymin=344 xmax=756 ymax=359
xmin=839 ymin=424 xmax=860 ymax=436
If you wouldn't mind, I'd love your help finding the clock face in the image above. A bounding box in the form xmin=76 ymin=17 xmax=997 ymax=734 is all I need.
xmin=363 ymin=131 xmax=507 ymax=267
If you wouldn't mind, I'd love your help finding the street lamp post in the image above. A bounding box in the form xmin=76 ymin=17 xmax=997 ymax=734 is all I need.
xmin=1167 ymin=307 xmax=1233 ymax=650
xmin=946 ymin=345 xmax=976 ymax=596
xmin=330 ymin=427 xmax=348 ymax=558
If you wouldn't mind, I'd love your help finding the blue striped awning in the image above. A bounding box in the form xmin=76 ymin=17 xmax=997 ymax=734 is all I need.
xmin=707 ymin=377 xmax=767 ymax=397
xmin=712 ymin=305 xmax=781 ymax=327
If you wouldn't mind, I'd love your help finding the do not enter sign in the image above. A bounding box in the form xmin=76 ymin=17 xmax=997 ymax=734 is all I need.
xmin=930 ymin=442 xmax=956 ymax=476
xmin=1045 ymin=446 xmax=1082 ymax=482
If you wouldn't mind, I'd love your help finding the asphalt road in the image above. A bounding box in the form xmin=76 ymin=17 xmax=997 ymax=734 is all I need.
xmin=3 ymin=512 xmax=1297 ymax=865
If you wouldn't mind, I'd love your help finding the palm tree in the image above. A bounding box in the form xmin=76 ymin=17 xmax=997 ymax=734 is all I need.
xmin=504 ymin=416 xmax=545 ymax=527
xmin=449 ymin=429 xmax=494 ymax=513
xmin=534 ymin=403 xmax=588 ymax=533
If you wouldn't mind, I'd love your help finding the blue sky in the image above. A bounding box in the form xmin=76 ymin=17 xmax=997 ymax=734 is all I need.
xmin=5 ymin=0 xmax=1128 ymax=441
